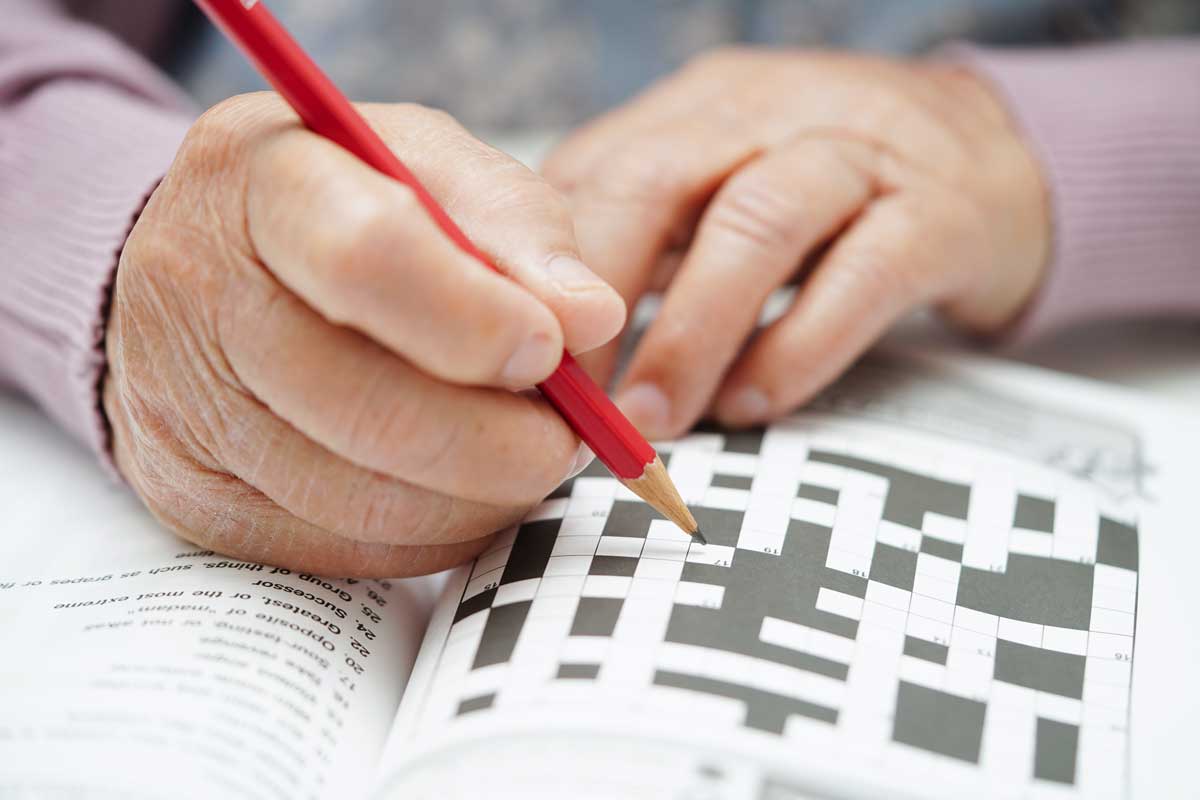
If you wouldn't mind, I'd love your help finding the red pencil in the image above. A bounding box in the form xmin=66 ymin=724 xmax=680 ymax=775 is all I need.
xmin=193 ymin=0 xmax=702 ymax=540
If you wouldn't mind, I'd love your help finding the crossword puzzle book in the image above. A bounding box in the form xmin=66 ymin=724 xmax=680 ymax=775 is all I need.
xmin=2 ymin=350 xmax=1197 ymax=799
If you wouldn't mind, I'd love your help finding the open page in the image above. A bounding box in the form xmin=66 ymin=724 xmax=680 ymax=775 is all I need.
xmin=373 ymin=350 xmax=1200 ymax=799
xmin=0 ymin=393 xmax=439 ymax=800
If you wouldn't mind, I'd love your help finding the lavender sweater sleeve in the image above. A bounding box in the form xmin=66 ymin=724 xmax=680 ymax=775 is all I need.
xmin=0 ymin=0 xmax=193 ymax=464
xmin=952 ymin=41 xmax=1200 ymax=340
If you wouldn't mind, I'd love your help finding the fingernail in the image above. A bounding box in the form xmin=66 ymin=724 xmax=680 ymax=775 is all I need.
xmin=615 ymin=383 xmax=671 ymax=436
xmin=545 ymin=255 xmax=608 ymax=292
xmin=502 ymin=332 xmax=558 ymax=387
xmin=725 ymin=386 xmax=770 ymax=423
xmin=562 ymin=443 xmax=595 ymax=483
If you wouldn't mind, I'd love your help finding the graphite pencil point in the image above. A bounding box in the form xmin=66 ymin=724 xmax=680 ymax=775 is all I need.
xmin=692 ymin=529 xmax=708 ymax=546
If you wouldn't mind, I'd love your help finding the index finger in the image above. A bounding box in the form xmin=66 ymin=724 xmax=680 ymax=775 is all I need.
xmin=556 ymin=115 xmax=761 ymax=383
xmin=247 ymin=126 xmax=567 ymax=389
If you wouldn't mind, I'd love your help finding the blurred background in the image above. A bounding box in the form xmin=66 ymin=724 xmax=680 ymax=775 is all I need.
xmin=68 ymin=0 xmax=1200 ymax=134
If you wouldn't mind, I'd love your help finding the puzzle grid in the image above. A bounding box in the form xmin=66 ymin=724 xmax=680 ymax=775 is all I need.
xmin=422 ymin=419 xmax=1139 ymax=798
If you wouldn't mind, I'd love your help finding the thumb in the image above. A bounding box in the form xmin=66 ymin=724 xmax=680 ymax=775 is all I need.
xmin=366 ymin=105 xmax=627 ymax=356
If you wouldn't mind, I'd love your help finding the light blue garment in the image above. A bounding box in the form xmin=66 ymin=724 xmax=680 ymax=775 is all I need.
xmin=175 ymin=0 xmax=1121 ymax=131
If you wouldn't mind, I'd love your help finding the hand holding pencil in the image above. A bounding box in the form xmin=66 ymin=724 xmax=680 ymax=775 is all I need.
xmin=103 ymin=91 xmax=649 ymax=576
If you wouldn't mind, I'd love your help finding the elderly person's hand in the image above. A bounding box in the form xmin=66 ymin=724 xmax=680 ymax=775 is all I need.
xmin=103 ymin=94 xmax=624 ymax=577
xmin=544 ymin=49 xmax=1050 ymax=438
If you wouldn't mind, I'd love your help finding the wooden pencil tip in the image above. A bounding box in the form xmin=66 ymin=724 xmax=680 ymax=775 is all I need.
xmin=617 ymin=454 xmax=699 ymax=537
xmin=692 ymin=529 xmax=708 ymax=546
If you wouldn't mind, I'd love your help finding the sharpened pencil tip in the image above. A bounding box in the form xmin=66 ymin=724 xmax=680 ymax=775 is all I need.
xmin=692 ymin=529 xmax=707 ymax=546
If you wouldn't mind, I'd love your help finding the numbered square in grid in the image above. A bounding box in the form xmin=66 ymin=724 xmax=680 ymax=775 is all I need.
xmin=1084 ymin=656 xmax=1131 ymax=687
xmin=1087 ymin=632 xmax=1133 ymax=661
xmin=525 ymin=497 xmax=570 ymax=522
xmin=736 ymin=528 xmax=787 ymax=556
xmin=686 ymin=544 xmax=736 ymax=566
xmin=463 ymin=567 xmax=503 ymax=600
xmin=494 ymin=578 xmax=539 ymax=607
xmin=825 ymin=547 xmax=871 ymax=579
xmin=566 ymin=495 xmax=614 ymax=520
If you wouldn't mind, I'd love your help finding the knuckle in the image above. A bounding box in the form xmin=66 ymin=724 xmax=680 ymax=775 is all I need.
xmin=646 ymin=318 xmax=697 ymax=371
xmin=708 ymin=175 xmax=800 ymax=253
xmin=525 ymin=182 xmax=574 ymax=231
xmin=398 ymin=103 xmax=459 ymax=131
xmin=478 ymin=165 xmax=565 ymax=221
xmin=832 ymin=232 xmax=917 ymax=304
xmin=181 ymin=92 xmax=286 ymax=172
xmin=319 ymin=187 xmax=416 ymax=287
xmin=540 ymin=145 xmax=583 ymax=190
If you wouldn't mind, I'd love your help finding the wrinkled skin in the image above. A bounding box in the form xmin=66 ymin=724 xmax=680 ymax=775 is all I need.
xmin=543 ymin=49 xmax=1049 ymax=437
xmin=104 ymin=95 xmax=624 ymax=577
xmin=104 ymin=51 xmax=1048 ymax=578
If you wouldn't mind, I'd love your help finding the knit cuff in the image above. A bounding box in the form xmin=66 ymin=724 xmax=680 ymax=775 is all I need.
xmin=944 ymin=41 xmax=1200 ymax=342
xmin=0 ymin=80 xmax=191 ymax=475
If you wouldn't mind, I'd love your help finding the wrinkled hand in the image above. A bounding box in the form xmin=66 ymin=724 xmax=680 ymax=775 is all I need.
xmin=104 ymin=94 xmax=624 ymax=577
xmin=544 ymin=49 xmax=1049 ymax=437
